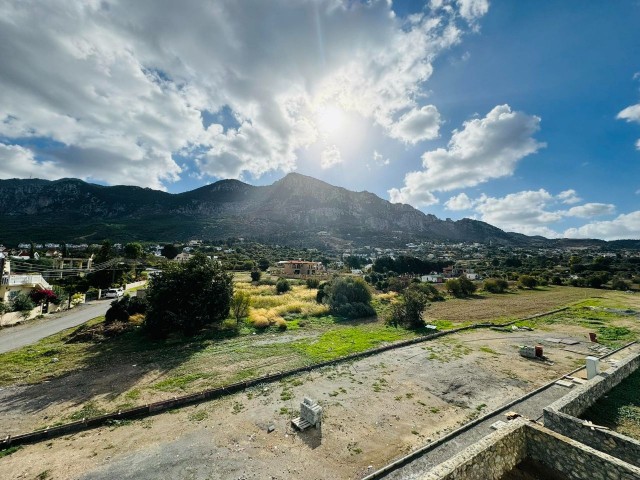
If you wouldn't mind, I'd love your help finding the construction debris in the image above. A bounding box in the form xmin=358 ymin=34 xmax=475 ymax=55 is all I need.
xmin=291 ymin=397 xmax=322 ymax=432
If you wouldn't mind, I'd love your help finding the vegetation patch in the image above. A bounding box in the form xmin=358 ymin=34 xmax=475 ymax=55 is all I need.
xmin=582 ymin=368 xmax=640 ymax=440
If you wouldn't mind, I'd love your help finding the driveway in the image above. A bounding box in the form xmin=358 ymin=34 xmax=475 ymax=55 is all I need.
xmin=0 ymin=301 xmax=110 ymax=354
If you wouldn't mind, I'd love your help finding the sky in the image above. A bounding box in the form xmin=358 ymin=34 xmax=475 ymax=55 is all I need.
xmin=1 ymin=0 xmax=640 ymax=240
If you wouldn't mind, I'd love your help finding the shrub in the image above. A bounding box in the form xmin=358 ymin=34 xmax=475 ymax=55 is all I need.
xmin=483 ymin=278 xmax=509 ymax=294
xmin=306 ymin=278 xmax=320 ymax=289
xmin=324 ymin=277 xmax=375 ymax=319
xmin=518 ymin=275 xmax=538 ymax=289
xmin=276 ymin=278 xmax=291 ymax=294
xmin=11 ymin=293 xmax=35 ymax=312
xmin=105 ymin=299 xmax=130 ymax=324
xmin=611 ymin=278 xmax=630 ymax=291
xmin=386 ymin=285 xmax=429 ymax=329
xmin=445 ymin=276 xmax=477 ymax=297
xmin=250 ymin=270 xmax=261 ymax=282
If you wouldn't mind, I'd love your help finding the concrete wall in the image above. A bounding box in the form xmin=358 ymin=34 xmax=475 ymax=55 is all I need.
xmin=543 ymin=350 xmax=640 ymax=467
xmin=0 ymin=305 xmax=42 ymax=327
xmin=125 ymin=280 xmax=147 ymax=290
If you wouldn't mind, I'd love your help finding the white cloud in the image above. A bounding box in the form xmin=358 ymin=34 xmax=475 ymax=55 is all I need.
xmin=0 ymin=1 xmax=488 ymax=188
xmin=617 ymin=103 xmax=640 ymax=150
xmin=557 ymin=189 xmax=581 ymax=204
xmin=388 ymin=105 xmax=441 ymax=144
xmin=388 ymin=104 xmax=545 ymax=206
xmin=566 ymin=203 xmax=615 ymax=218
xmin=458 ymin=188 xmax=618 ymax=238
xmin=444 ymin=192 xmax=473 ymax=210
xmin=372 ymin=150 xmax=390 ymax=166
xmin=0 ymin=143 xmax=69 ymax=180
xmin=564 ymin=212 xmax=640 ymax=240
xmin=473 ymin=189 xmax=563 ymax=237
xmin=320 ymin=145 xmax=342 ymax=169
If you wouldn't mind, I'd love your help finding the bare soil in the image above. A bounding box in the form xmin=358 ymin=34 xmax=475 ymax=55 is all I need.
xmin=1 ymin=323 xmax=603 ymax=480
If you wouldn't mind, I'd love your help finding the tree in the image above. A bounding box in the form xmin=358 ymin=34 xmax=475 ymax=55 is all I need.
xmin=144 ymin=253 xmax=233 ymax=337
xmin=124 ymin=242 xmax=143 ymax=260
xmin=387 ymin=284 xmax=429 ymax=329
xmin=276 ymin=278 xmax=291 ymax=294
xmin=250 ymin=270 xmax=261 ymax=282
xmin=230 ymin=290 xmax=251 ymax=323
xmin=96 ymin=240 xmax=114 ymax=263
xmin=257 ymin=258 xmax=270 ymax=271
xmin=446 ymin=276 xmax=476 ymax=297
xmin=611 ymin=278 xmax=630 ymax=291
xmin=161 ymin=244 xmax=181 ymax=260
xmin=483 ymin=278 xmax=509 ymax=294
xmin=519 ymin=275 xmax=538 ymax=289
xmin=323 ymin=277 xmax=375 ymax=318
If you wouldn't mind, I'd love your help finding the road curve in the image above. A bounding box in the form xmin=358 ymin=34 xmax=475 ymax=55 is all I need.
xmin=0 ymin=301 xmax=110 ymax=354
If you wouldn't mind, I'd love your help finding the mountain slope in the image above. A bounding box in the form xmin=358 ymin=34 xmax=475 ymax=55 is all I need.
xmin=0 ymin=173 xmax=530 ymax=246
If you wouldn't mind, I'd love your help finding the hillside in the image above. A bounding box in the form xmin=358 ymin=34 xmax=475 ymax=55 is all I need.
xmin=0 ymin=173 xmax=557 ymax=247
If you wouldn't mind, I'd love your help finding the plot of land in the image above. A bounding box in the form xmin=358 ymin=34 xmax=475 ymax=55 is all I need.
xmin=0 ymin=286 xmax=638 ymax=479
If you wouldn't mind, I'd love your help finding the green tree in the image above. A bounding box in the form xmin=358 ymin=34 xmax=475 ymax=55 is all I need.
xmin=483 ymin=278 xmax=509 ymax=294
xmin=144 ymin=253 xmax=233 ymax=337
xmin=161 ymin=244 xmax=181 ymax=260
xmin=257 ymin=258 xmax=270 ymax=271
xmin=124 ymin=242 xmax=143 ymax=260
xmin=446 ymin=276 xmax=476 ymax=297
xmin=250 ymin=270 xmax=261 ymax=282
xmin=96 ymin=240 xmax=114 ymax=263
xmin=387 ymin=284 xmax=429 ymax=329
xmin=323 ymin=277 xmax=375 ymax=318
xmin=519 ymin=275 xmax=538 ymax=289
xmin=230 ymin=290 xmax=251 ymax=323
xmin=276 ymin=278 xmax=291 ymax=294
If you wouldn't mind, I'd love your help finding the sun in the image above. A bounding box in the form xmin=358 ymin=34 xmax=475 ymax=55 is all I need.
xmin=315 ymin=104 xmax=346 ymax=136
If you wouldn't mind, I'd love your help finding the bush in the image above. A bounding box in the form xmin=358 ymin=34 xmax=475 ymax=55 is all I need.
xmin=11 ymin=293 xmax=35 ymax=312
xmin=250 ymin=270 xmax=261 ymax=282
xmin=445 ymin=276 xmax=477 ymax=298
xmin=144 ymin=253 xmax=233 ymax=337
xmin=386 ymin=285 xmax=429 ymax=329
xmin=483 ymin=278 xmax=509 ymax=294
xmin=611 ymin=278 xmax=630 ymax=291
xmin=324 ymin=277 xmax=375 ymax=319
xmin=518 ymin=275 xmax=538 ymax=289
xmin=276 ymin=278 xmax=291 ymax=294
xmin=306 ymin=278 xmax=320 ymax=289
xmin=105 ymin=298 xmax=130 ymax=324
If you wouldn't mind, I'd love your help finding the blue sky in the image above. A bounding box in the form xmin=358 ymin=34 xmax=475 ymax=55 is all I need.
xmin=1 ymin=0 xmax=639 ymax=240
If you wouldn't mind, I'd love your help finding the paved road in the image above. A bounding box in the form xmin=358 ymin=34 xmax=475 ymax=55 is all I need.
xmin=0 ymin=301 xmax=110 ymax=354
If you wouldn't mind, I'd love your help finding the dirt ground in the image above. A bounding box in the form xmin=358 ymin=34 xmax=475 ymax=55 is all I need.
xmin=1 ymin=322 xmax=605 ymax=480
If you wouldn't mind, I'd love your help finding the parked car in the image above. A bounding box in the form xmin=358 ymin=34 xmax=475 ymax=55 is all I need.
xmin=104 ymin=287 xmax=124 ymax=299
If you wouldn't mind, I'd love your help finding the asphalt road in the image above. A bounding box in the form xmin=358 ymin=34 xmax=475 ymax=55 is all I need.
xmin=0 ymin=301 xmax=110 ymax=354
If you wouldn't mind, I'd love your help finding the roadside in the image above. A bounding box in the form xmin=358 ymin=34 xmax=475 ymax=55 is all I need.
xmin=0 ymin=300 xmax=109 ymax=354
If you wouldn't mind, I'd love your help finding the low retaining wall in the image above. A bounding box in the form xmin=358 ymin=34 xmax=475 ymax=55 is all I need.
xmin=125 ymin=280 xmax=147 ymax=290
xmin=0 ymin=306 xmax=570 ymax=449
xmin=421 ymin=419 xmax=640 ymax=480
xmin=0 ymin=305 xmax=42 ymax=327
xmin=543 ymin=350 xmax=640 ymax=467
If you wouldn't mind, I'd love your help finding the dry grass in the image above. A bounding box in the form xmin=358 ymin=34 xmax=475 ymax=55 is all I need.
xmin=245 ymin=285 xmax=329 ymax=328
xmin=423 ymin=286 xmax=606 ymax=323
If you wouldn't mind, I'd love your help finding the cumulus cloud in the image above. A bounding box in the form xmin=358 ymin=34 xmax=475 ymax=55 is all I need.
xmin=0 ymin=0 xmax=486 ymax=188
xmin=388 ymin=105 xmax=441 ymax=144
xmin=388 ymin=104 xmax=545 ymax=206
xmin=0 ymin=143 xmax=69 ymax=180
xmin=564 ymin=212 xmax=640 ymax=241
xmin=320 ymin=145 xmax=342 ymax=169
xmin=566 ymin=203 xmax=615 ymax=218
xmin=372 ymin=150 xmax=390 ymax=166
xmin=455 ymin=188 xmax=618 ymax=238
xmin=617 ymin=103 xmax=640 ymax=150
xmin=557 ymin=189 xmax=581 ymax=205
xmin=444 ymin=192 xmax=473 ymax=210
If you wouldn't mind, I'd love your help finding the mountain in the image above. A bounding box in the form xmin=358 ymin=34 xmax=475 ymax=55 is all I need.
xmin=0 ymin=173 xmax=587 ymax=247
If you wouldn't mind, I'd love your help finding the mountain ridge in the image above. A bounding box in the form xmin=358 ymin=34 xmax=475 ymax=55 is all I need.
xmin=0 ymin=173 xmax=629 ymax=248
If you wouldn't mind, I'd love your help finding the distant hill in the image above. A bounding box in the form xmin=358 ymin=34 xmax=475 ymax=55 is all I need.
xmin=0 ymin=173 xmax=624 ymax=248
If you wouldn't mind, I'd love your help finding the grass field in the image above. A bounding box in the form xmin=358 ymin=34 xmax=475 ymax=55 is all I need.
xmin=582 ymin=368 xmax=640 ymax=440
xmin=0 ymin=285 xmax=638 ymax=432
